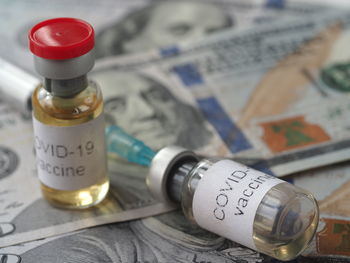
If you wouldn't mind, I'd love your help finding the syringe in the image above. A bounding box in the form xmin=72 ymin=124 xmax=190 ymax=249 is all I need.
xmin=105 ymin=125 xmax=156 ymax=166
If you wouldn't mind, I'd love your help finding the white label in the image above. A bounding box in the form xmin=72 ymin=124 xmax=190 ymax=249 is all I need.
xmin=192 ymin=160 xmax=283 ymax=249
xmin=33 ymin=114 xmax=107 ymax=191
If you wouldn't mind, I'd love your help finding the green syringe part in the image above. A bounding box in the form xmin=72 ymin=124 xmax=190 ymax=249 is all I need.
xmin=105 ymin=125 xmax=156 ymax=166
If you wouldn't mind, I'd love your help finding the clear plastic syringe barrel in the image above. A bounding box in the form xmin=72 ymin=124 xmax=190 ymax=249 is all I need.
xmin=179 ymin=159 xmax=319 ymax=261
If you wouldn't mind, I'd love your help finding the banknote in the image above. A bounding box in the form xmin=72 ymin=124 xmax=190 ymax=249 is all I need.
xmin=0 ymin=0 xmax=337 ymax=250
xmin=2 ymin=155 xmax=349 ymax=263
xmin=0 ymin=102 xmax=176 ymax=248
xmin=301 ymin=0 xmax=350 ymax=7
xmin=0 ymin=0 xmax=337 ymax=75
xmin=289 ymin=161 xmax=350 ymax=261
xmin=0 ymin=210 xmax=265 ymax=263
xmin=93 ymin=10 xmax=350 ymax=177
xmin=0 ymin=0 xmax=347 ymax=257
xmin=245 ymin=96 xmax=350 ymax=175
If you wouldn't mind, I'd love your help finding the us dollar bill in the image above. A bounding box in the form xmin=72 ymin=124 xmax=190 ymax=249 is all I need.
xmin=0 ymin=0 xmax=337 ymax=74
xmin=289 ymin=161 xmax=350 ymax=261
xmin=0 ymin=211 xmax=265 ymax=263
xmin=0 ymin=102 xmax=175 ymax=248
xmin=93 ymin=10 xmax=350 ymax=176
xmin=0 ymin=0 xmax=346 ymax=255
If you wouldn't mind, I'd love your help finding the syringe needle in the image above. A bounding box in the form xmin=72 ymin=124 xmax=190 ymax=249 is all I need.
xmin=105 ymin=125 xmax=156 ymax=166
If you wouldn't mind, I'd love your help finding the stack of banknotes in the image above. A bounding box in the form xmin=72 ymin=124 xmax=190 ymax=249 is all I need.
xmin=1 ymin=0 xmax=350 ymax=262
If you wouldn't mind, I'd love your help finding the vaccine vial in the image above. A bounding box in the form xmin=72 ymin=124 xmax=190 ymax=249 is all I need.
xmin=147 ymin=146 xmax=319 ymax=261
xmin=29 ymin=18 xmax=109 ymax=209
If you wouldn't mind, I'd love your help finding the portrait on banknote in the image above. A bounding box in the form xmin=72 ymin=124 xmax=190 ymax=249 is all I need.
xmin=95 ymin=0 xmax=233 ymax=57
xmin=92 ymin=67 xmax=213 ymax=207
xmin=92 ymin=68 xmax=213 ymax=151
xmin=3 ymin=3 xmax=350 ymax=263
xmin=0 ymin=66 xmax=213 ymax=242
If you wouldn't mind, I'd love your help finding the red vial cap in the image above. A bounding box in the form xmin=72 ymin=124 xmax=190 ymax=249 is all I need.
xmin=29 ymin=17 xmax=94 ymax=60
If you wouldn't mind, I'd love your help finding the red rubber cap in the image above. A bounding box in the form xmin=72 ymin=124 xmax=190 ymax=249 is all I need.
xmin=29 ymin=17 xmax=94 ymax=60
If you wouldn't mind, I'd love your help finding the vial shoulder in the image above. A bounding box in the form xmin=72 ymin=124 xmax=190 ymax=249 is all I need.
xmin=32 ymin=80 xmax=104 ymax=125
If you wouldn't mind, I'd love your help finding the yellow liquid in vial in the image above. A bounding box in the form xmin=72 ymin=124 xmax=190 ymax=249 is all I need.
xmin=32 ymin=83 xmax=109 ymax=209
xmin=40 ymin=177 xmax=109 ymax=209
xmin=181 ymin=160 xmax=319 ymax=261
xmin=253 ymin=183 xmax=319 ymax=261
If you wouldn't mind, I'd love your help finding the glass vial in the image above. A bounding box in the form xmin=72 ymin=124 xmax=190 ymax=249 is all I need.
xmin=29 ymin=18 xmax=109 ymax=209
xmin=147 ymin=146 xmax=319 ymax=261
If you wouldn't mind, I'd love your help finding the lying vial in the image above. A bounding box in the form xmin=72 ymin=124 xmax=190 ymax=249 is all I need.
xmin=29 ymin=18 xmax=109 ymax=208
xmin=147 ymin=146 xmax=319 ymax=261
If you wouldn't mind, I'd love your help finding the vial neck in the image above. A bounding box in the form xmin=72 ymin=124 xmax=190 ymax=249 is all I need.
xmin=44 ymin=75 xmax=88 ymax=97
xmin=167 ymin=161 xmax=197 ymax=203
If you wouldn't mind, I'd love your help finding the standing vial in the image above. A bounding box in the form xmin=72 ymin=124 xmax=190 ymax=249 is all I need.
xmin=147 ymin=146 xmax=319 ymax=261
xmin=29 ymin=18 xmax=109 ymax=209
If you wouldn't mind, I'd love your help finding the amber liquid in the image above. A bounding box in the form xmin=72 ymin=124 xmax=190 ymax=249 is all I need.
xmin=181 ymin=160 xmax=319 ymax=261
xmin=253 ymin=183 xmax=319 ymax=261
xmin=32 ymin=82 xmax=109 ymax=209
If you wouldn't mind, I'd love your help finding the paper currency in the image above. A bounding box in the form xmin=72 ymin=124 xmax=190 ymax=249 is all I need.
xmin=94 ymin=10 xmax=350 ymax=177
xmin=0 ymin=0 xmax=335 ymax=75
xmin=298 ymin=0 xmax=350 ymax=7
xmin=0 ymin=0 xmax=330 ymax=250
xmin=290 ymin=161 xmax=350 ymax=261
xmin=0 ymin=0 xmax=347 ymax=261
xmin=0 ymin=211 xmax=265 ymax=263
xmin=94 ymin=0 xmax=331 ymax=58
xmin=0 ymin=102 xmax=175 ymax=248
